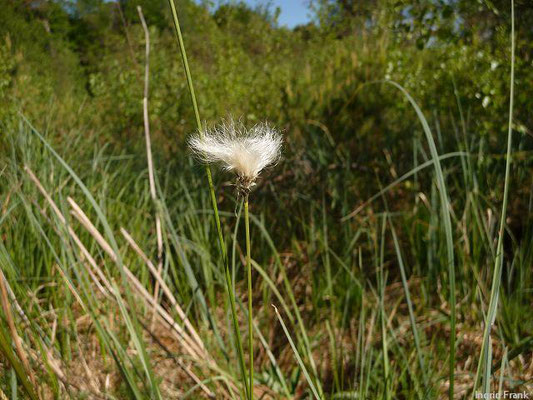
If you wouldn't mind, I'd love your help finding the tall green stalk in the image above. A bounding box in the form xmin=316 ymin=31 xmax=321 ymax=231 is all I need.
xmin=384 ymin=81 xmax=456 ymax=398
xmin=166 ymin=1 xmax=248 ymax=397
xmin=473 ymin=0 xmax=515 ymax=395
xmin=244 ymin=194 xmax=253 ymax=400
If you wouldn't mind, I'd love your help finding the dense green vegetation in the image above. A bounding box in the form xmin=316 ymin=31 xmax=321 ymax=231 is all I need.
xmin=0 ymin=0 xmax=532 ymax=398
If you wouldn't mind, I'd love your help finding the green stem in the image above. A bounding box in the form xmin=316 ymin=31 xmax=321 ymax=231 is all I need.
xmin=166 ymin=1 xmax=249 ymax=397
xmin=224 ymin=256 xmax=250 ymax=400
xmin=244 ymin=194 xmax=253 ymax=400
xmin=383 ymin=80 xmax=456 ymax=399
xmin=166 ymin=0 xmax=225 ymax=261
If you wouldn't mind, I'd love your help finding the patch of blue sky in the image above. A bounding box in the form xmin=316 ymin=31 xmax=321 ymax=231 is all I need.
xmin=199 ymin=0 xmax=312 ymax=28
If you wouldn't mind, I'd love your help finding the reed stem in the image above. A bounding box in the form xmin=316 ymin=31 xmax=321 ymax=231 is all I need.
xmin=166 ymin=0 xmax=249 ymax=396
xmin=137 ymin=6 xmax=164 ymax=328
xmin=244 ymin=194 xmax=253 ymax=399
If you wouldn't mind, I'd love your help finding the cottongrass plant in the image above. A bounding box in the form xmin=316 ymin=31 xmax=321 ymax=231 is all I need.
xmin=189 ymin=120 xmax=283 ymax=195
xmin=189 ymin=119 xmax=282 ymax=399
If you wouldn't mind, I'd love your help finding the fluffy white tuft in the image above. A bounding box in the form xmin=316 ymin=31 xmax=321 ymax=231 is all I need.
xmin=188 ymin=120 xmax=282 ymax=187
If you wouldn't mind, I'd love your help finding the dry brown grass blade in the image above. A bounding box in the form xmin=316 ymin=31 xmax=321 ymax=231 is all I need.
xmin=0 ymin=268 xmax=30 ymax=329
xmin=68 ymin=198 xmax=237 ymax=398
xmin=66 ymin=197 xmax=212 ymax=365
xmin=0 ymin=269 xmax=38 ymax=390
xmin=137 ymin=5 xmax=165 ymax=330
xmin=0 ymin=256 xmax=101 ymax=399
xmin=52 ymin=223 xmax=209 ymax=398
xmin=121 ymin=261 xmax=204 ymax=360
xmin=25 ymin=166 xmax=111 ymax=299
xmin=67 ymin=200 xmax=220 ymax=398
xmin=120 ymin=227 xmax=207 ymax=353
xmin=25 ymin=167 xmax=216 ymax=397
xmin=67 ymin=197 xmax=115 ymax=259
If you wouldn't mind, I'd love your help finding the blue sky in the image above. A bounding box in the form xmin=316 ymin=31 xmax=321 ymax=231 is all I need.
xmin=208 ymin=1 xmax=312 ymax=28
xmin=247 ymin=0 xmax=311 ymax=27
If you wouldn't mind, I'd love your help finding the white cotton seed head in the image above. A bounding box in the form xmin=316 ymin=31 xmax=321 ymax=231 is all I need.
xmin=188 ymin=120 xmax=282 ymax=191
